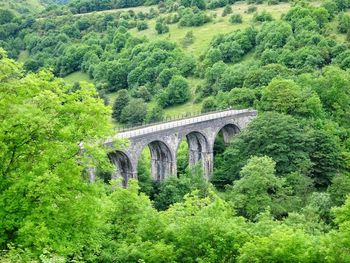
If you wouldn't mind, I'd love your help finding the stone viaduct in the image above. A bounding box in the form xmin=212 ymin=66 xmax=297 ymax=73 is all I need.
xmin=103 ymin=109 xmax=257 ymax=186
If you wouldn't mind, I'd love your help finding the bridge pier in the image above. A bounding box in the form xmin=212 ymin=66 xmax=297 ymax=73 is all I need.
xmin=202 ymin=151 xmax=213 ymax=179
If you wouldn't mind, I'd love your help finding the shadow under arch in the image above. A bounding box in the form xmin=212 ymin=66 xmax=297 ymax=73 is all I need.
xmin=216 ymin=123 xmax=241 ymax=145
xmin=185 ymin=131 xmax=211 ymax=176
xmin=144 ymin=140 xmax=175 ymax=181
xmin=108 ymin=151 xmax=134 ymax=187
xmin=213 ymin=123 xmax=241 ymax=159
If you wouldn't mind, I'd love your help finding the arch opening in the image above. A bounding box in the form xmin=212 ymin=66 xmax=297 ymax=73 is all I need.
xmin=108 ymin=151 xmax=134 ymax=187
xmin=219 ymin=123 xmax=240 ymax=145
xmin=185 ymin=131 xmax=212 ymax=178
xmin=138 ymin=140 xmax=175 ymax=183
xmin=213 ymin=123 xmax=240 ymax=165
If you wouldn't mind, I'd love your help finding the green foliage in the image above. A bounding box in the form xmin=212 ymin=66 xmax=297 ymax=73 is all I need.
xmin=146 ymin=104 xmax=164 ymax=123
xmin=308 ymin=129 xmax=342 ymax=188
xmin=253 ymin=10 xmax=274 ymax=22
xmin=112 ymin=89 xmax=130 ymax=122
xmin=182 ymin=31 xmax=195 ymax=48
xmin=247 ymin=6 xmax=257 ymax=13
xmin=216 ymin=88 xmax=258 ymax=109
xmin=303 ymin=66 xmax=350 ymax=128
xmin=155 ymin=19 xmax=169 ymax=34
xmin=120 ymin=98 xmax=148 ymax=125
xmin=229 ymin=13 xmax=243 ymax=24
xmin=0 ymin=9 xmax=15 ymax=25
xmin=259 ymin=78 xmax=324 ymax=119
xmin=0 ymin=50 xmax=112 ymax=259
xmin=136 ymin=20 xmax=148 ymax=31
xmin=209 ymin=27 xmax=256 ymax=64
xmin=212 ymin=112 xmax=311 ymax=188
xmin=159 ymin=75 xmax=191 ymax=107
xmin=222 ymin=5 xmax=233 ymax=17
xmin=201 ymin=96 xmax=217 ymax=112
xmin=238 ymin=226 xmax=320 ymax=262
xmin=178 ymin=7 xmax=211 ymax=27
xmin=1 ymin=1 xmax=350 ymax=260
xmin=154 ymin=166 xmax=209 ymax=210
xmin=328 ymin=173 xmax=350 ymax=206
xmin=338 ymin=12 xmax=350 ymax=33
xmin=226 ymin=156 xmax=286 ymax=220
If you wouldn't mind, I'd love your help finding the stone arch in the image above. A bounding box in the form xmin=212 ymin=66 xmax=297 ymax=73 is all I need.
xmin=108 ymin=151 xmax=135 ymax=187
xmin=143 ymin=140 xmax=175 ymax=181
xmin=182 ymin=131 xmax=212 ymax=179
xmin=211 ymin=123 xmax=241 ymax=171
xmin=215 ymin=123 xmax=241 ymax=145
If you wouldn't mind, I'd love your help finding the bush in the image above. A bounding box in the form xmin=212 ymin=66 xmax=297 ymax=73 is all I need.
xmin=146 ymin=104 xmax=164 ymax=123
xmin=155 ymin=19 xmax=169 ymax=34
xmin=222 ymin=5 xmax=233 ymax=17
xmin=253 ymin=11 xmax=274 ymax=22
xmin=164 ymin=75 xmax=191 ymax=107
xmin=137 ymin=21 xmax=148 ymax=31
xmin=182 ymin=31 xmax=195 ymax=48
xmin=267 ymin=0 xmax=279 ymax=5
xmin=201 ymin=96 xmax=217 ymax=112
xmin=338 ymin=13 xmax=350 ymax=33
xmin=229 ymin=14 xmax=243 ymax=23
xmin=247 ymin=6 xmax=257 ymax=13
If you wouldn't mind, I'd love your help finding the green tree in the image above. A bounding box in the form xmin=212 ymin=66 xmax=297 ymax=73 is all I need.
xmin=259 ymin=78 xmax=324 ymax=119
xmin=322 ymin=196 xmax=350 ymax=262
xmin=164 ymin=75 xmax=190 ymax=107
xmin=212 ymin=112 xmax=311 ymax=188
xmin=154 ymin=166 xmax=209 ymax=210
xmin=112 ymin=89 xmax=130 ymax=122
xmin=0 ymin=49 xmax=112 ymax=259
xmin=0 ymin=9 xmax=15 ymax=25
xmin=120 ymin=98 xmax=147 ymax=125
xmin=328 ymin=173 xmax=350 ymax=206
xmin=146 ymin=104 xmax=164 ymax=123
xmin=226 ymin=156 xmax=285 ymax=220
xmin=305 ymin=66 xmax=350 ymax=127
xmin=238 ymin=226 xmax=319 ymax=262
xmin=338 ymin=13 xmax=350 ymax=33
xmin=201 ymin=96 xmax=217 ymax=112
xmin=308 ymin=129 xmax=342 ymax=188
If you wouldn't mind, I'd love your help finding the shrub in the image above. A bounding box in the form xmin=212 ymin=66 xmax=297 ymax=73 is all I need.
xmin=136 ymin=21 xmax=148 ymax=31
xmin=247 ymin=6 xmax=257 ymax=13
xmin=229 ymin=13 xmax=243 ymax=23
xmin=253 ymin=11 xmax=273 ymax=22
xmin=155 ymin=19 xmax=169 ymax=34
xmin=222 ymin=5 xmax=233 ymax=17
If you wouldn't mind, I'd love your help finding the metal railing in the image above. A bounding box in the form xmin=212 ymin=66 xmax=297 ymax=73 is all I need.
xmin=115 ymin=107 xmax=255 ymax=133
xmin=115 ymin=108 xmax=256 ymax=139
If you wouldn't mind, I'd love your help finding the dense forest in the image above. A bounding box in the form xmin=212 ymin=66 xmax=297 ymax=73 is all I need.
xmin=1 ymin=0 xmax=350 ymax=261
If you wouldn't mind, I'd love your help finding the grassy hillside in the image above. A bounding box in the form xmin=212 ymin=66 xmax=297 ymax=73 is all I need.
xmin=130 ymin=2 xmax=292 ymax=57
xmin=0 ymin=0 xmax=44 ymax=14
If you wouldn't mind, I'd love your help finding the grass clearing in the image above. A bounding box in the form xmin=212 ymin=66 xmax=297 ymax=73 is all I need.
xmin=163 ymin=101 xmax=202 ymax=118
xmin=63 ymin=71 xmax=92 ymax=84
xmin=17 ymin=50 xmax=29 ymax=63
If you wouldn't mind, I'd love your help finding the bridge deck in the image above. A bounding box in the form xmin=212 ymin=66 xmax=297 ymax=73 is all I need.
xmin=114 ymin=109 xmax=255 ymax=139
